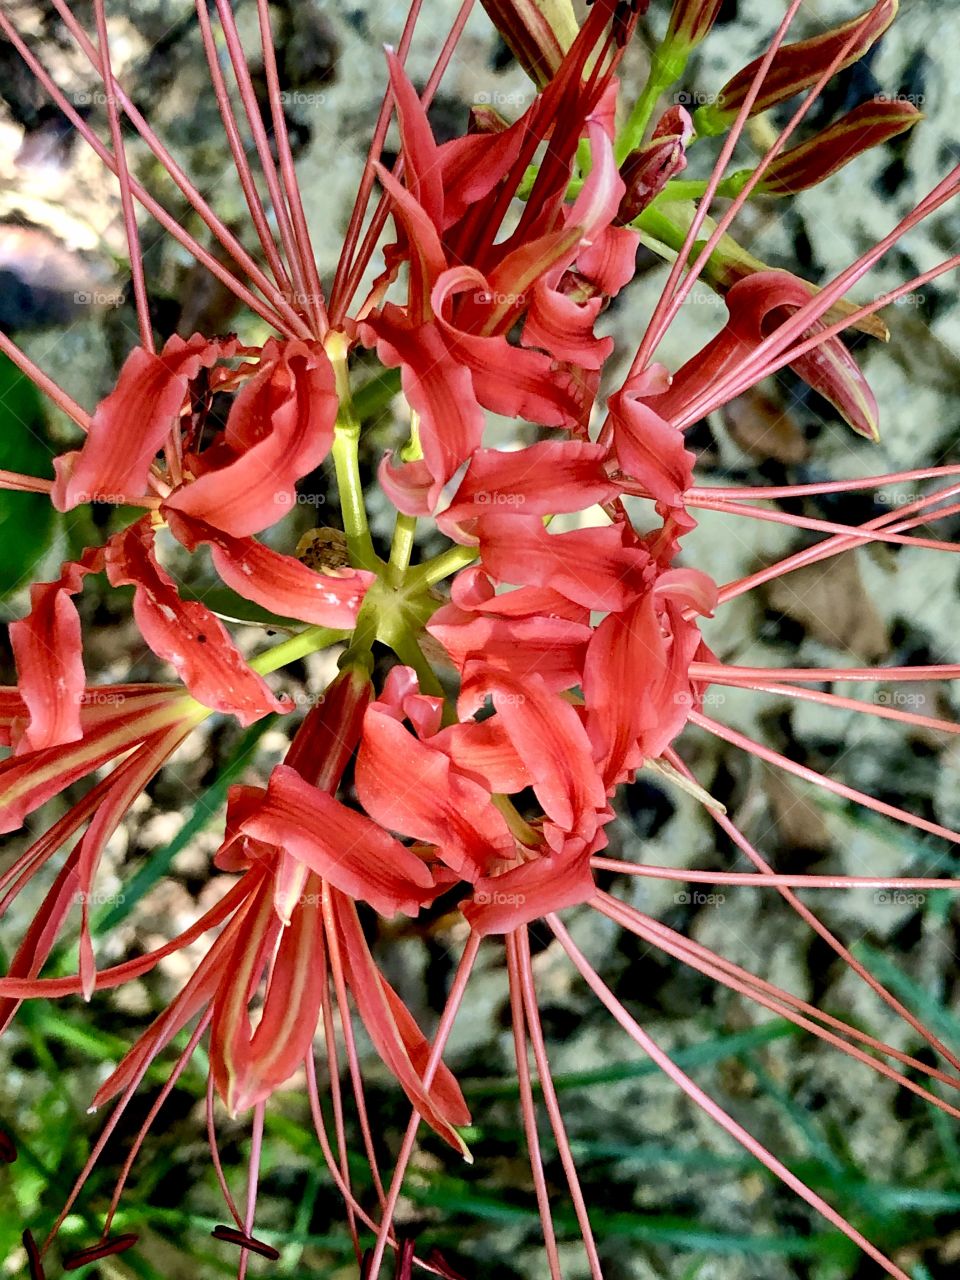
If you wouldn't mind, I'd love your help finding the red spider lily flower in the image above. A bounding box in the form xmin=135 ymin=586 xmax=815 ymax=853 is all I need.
xmin=648 ymin=270 xmax=881 ymax=439
xmin=361 ymin=20 xmax=640 ymax=511
xmin=694 ymin=0 xmax=898 ymax=136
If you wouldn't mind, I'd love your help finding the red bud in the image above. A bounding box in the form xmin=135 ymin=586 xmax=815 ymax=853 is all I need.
xmin=617 ymin=106 xmax=693 ymax=223
xmin=479 ymin=0 xmax=579 ymax=88
xmin=746 ymin=97 xmax=922 ymax=195
xmin=695 ymin=0 xmax=898 ymax=136
xmin=665 ymin=0 xmax=724 ymax=51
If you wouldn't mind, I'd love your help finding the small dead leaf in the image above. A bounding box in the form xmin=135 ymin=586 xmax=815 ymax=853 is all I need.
xmin=765 ymin=554 xmax=888 ymax=661
xmin=722 ymin=388 xmax=809 ymax=463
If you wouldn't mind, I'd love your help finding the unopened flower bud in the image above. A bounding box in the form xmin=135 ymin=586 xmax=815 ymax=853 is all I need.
xmin=741 ymin=98 xmax=922 ymax=196
xmin=664 ymin=0 xmax=724 ymax=52
xmin=479 ymin=0 xmax=579 ymax=88
xmin=695 ymin=0 xmax=897 ymax=137
xmin=617 ymin=105 xmax=693 ymax=224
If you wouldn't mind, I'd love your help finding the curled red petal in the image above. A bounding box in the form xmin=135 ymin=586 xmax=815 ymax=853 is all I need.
xmin=438 ymin=441 xmax=616 ymax=543
xmin=241 ymin=765 xmax=435 ymax=917
xmin=356 ymin=686 xmax=514 ymax=880
xmin=166 ymin=511 xmax=372 ymax=629
xmin=476 ymin=514 xmax=653 ymax=612
xmin=167 ymin=339 xmax=337 ymax=535
xmin=104 ymin=521 xmax=288 ymax=724
xmin=8 ymin=547 xmax=102 ymax=754
xmin=52 ymin=334 xmax=227 ymax=509
xmin=464 ymin=848 xmax=597 ymax=936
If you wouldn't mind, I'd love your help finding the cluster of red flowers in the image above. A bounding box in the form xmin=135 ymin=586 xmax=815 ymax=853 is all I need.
xmin=3 ymin=1 xmax=960 ymax=1277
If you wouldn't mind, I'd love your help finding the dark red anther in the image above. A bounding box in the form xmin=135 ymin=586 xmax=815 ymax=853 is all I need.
xmin=0 ymin=1129 xmax=17 ymax=1162
xmin=395 ymin=1236 xmax=415 ymax=1279
xmin=21 ymin=1231 xmax=45 ymax=1280
xmin=426 ymin=1248 xmax=469 ymax=1280
xmin=63 ymin=1234 xmax=139 ymax=1270
xmin=211 ymin=1225 xmax=281 ymax=1260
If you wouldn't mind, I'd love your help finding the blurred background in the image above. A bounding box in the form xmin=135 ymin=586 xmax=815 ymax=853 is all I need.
xmin=2 ymin=1 xmax=960 ymax=1276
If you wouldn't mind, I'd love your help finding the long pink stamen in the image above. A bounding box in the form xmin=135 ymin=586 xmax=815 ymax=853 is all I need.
xmin=516 ymin=929 xmax=602 ymax=1279
xmin=0 ymin=10 xmax=302 ymax=336
xmin=665 ymin=749 xmax=960 ymax=1076
xmin=193 ymin=0 xmax=292 ymax=297
xmin=694 ymin=662 xmax=960 ymax=684
xmin=91 ymin=0 xmax=152 ymax=353
xmin=720 ymin=479 xmax=960 ymax=603
xmin=212 ymin=0 xmax=314 ymax=326
xmin=629 ymin=0 xmax=806 ymax=375
xmin=550 ymin=915 xmax=911 ymax=1280
xmin=636 ymin=1 xmax=895 ymax=369
xmin=0 ymin=331 xmax=91 ymax=431
xmin=692 ymin=709 xmax=960 ymax=847
xmin=254 ymin=0 xmax=328 ymax=338
xmin=506 ymin=934 xmax=562 ymax=1280
xmin=207 ymin=1072 xmax=245 ymax=1229
xmin=595 ymin=893 xmax=960 ymax=1117
xmin=45 ymin=0 xmax=308 ymax=338
xmin=103 ymin=1010 xmax=213 ymax=1234
xmin=321 ymin=887 xmax=387 ymax=1207
xmin=592 ymin=860 xmax=960 ymax=893
xmin=329 ymin=0 xmax=427 ymax=322
xmin=689 ymin=462 xmax=960 ymax=501
xmin=365 ymin=933 xmax=481 ymax=1280
xmin=686 ymin=491 xmax=960 ymax=553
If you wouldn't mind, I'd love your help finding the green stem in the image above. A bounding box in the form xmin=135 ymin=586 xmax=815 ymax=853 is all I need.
xmin=250 ymin=626 xmax=346 ymax=675
xmin=408 ymin=543 xmax=479 ymax=591
xmin=326 ymin=332 xmax=380 ymax=574
xmin=388 ymin=628 xmax=444 ymax=697
xmin=615 ymin=44 xmax=690 ymax=165
xmin=387 ymin=410 xmax=422 ymax=584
